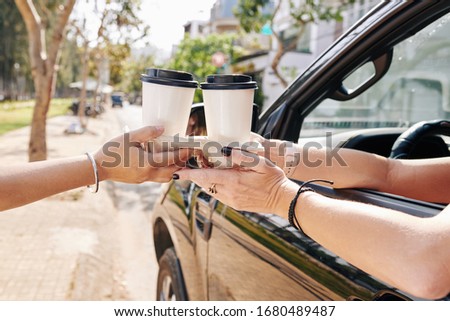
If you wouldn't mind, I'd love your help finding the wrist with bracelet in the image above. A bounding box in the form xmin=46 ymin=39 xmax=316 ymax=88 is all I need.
xmin=85 ymin=152 xmax=99 ymax=193
xmin=288 ymin=179 xmax=334 ymax=235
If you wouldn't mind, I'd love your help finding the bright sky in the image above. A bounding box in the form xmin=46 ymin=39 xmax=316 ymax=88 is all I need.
xmin=139 ymin=0 xmax=216 ymax=52
xmin=73 ymin=0 xmax=216 ymax=53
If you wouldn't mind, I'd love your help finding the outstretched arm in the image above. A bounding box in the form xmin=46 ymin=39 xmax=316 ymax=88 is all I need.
xmin=1 ymin=156 xmax=96 ymax=211
xmin=257 ymin=137 xmax=450 ymax=203
xmin=0 ymin=126 xmax=191 ymax=211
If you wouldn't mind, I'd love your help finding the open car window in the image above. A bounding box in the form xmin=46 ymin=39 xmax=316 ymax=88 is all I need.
xmin=299 ymin=12 xmax=450 ymax=141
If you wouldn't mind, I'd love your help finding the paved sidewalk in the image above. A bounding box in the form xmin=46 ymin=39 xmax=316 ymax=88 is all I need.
xmin=0 ymin=110 xmax=132 ymax=300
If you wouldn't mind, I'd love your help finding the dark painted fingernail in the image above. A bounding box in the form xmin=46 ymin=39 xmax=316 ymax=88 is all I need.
xmin=172 ymin=174 xmax=179 ymax=180
xmin=221 ymin=146 xmax=232 ymax=157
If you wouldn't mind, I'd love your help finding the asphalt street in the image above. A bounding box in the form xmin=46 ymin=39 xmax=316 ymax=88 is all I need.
xmin=111 ymin=103 xmax=160 ymax=300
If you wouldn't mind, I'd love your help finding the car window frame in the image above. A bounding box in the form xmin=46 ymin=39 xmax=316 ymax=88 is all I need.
xmin=258 ymin=1 xmax=450 ymax=142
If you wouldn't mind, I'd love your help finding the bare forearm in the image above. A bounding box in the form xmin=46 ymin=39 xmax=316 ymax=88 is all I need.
xmin=289 ymin=146 xmax=450 ymax=203
xmin=385 ymin=158 xmax=450 ymax=203
xmin=274 ymin=184 xmax=450 ymax=299
xmin=0 ymin=155 xmax=95 ymax=211
xmin=0 ymin=126 xmax=192 ymax=211
xmin=289 ymin=147 xmax=390 ymax=190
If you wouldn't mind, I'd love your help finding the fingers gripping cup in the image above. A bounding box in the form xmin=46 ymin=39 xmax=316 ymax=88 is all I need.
xmin=141 ymin=68 xmax=198 ymax=149
xmin=200 ymin=74 xmax=258 ymax=167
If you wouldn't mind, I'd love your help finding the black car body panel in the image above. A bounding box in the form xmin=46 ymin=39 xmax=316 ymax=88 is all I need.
xmin=152 ymin=1 xmax=450 ymax=301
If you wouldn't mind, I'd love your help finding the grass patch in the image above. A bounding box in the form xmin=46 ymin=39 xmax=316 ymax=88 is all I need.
xmin=0 ymin=98 xmax=72 ymax=135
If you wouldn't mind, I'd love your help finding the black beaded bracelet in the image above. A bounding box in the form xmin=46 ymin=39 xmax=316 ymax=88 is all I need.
xmin=288 ymin=179 xmax=334 ymax=234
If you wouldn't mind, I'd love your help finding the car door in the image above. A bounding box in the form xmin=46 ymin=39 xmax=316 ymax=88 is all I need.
xmin=206 ymin=195 xmax=393 ymax=300
xmin=204 ymin=1 xmax=450 ymax=301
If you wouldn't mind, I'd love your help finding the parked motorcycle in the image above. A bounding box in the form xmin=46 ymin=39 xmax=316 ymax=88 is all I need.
xmin=69 ymin=100 xmax=104 ymax=117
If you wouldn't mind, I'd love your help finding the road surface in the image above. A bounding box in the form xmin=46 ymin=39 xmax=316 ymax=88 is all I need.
xmin=112 ymin=104 xmax=160 ymax=300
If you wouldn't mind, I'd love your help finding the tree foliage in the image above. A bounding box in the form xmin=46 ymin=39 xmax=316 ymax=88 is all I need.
xmin=234 ymin=0 xmax=355 ymax=87
xmin=120 ymin=53 xmax=156 ymax=100
xmin=56 ymin=36 xmax=81 ymax=96
xmin=69 ymin=0 xmax=149 ymax=126
xmin=107 ymin=43 xmax=131 ymax=86
xmin=168 ymin=33 xmax=244 ymax=103
xmin=0 ymin=0 xmax=32 ymax=99
xmin=13 ymin=0 xmax=149 ymax=160
xmin=233 ymin=0 xmax=272 ymax=33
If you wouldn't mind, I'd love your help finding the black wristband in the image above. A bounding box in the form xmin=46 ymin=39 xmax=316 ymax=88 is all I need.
xmin=288 ymin=179 xmax=334 ymax=234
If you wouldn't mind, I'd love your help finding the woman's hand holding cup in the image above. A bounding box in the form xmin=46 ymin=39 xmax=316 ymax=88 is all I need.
xmin=174 ymin=147 xmax=297 ymax=216
xmin=94 ymin=126 xmax=193 ymax=183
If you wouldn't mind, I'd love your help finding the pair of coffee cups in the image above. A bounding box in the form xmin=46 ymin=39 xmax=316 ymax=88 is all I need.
xmin=140 ymin=68 xmax=258 ymax=155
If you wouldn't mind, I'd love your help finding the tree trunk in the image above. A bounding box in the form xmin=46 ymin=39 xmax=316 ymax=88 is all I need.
xmin=78 ymin=41 xmax=89 ymax=128
xmin=271 ymin=40 xmax=288 ymax=88
xmin=92 ymin=56 xmax=103 ymax=118
xmin=28 ymin=77 xmax=53 ymax=162
xmin=15 ymin=0 xmax=76 ymax=161
xmin=271 ymin=23 xmax=307 ymax=89
xmin=28 ymin=52 xmax=54 ymax=161
xmin=268 ymin=0 xmax=288 ymax=88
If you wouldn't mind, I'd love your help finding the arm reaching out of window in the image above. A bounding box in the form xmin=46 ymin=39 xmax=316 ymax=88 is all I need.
xmin=252 ymin=133 xmax=450 ymax=203
xmin=175 ymin=148 xmax=450 ymax=299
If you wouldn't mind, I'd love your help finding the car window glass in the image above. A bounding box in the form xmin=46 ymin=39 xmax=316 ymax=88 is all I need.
xmin=299 ymin=13 xmax=450 ymax=140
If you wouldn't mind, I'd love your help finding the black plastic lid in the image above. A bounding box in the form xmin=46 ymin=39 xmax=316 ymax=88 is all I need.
xmin=200 ymin=74 xmax=258 ymax=90
xmin=140 ymin=68 xmax=198 ymax=88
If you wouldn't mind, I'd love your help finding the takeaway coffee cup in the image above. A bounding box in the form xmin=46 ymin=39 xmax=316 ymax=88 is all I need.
xmin=200 ymin=74 xmax=257 ymax=146
xmin=199 ymin=74 xmax=258 ymax=168
xmin=140 ymin=68 xmax=198 ymax=139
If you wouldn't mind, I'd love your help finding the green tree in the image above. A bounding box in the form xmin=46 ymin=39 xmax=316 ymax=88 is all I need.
xmin=168 ymin=33 xmax=244 ymax=103
xmin=0 ymin=0 xmax=31 ymax=100
xmin=70 ymin=0 xmax=149 ymax=127
xmin=120 ymin=53 xmax=156 ymax=102
xmin=56 ymin=36 xmax=81 ymax=96
xmin=234 ymin=0 xmax=355 ymax=87
xmin=108 ymin=44 xmax=132 ymax=86
xmin=15 ymin=0 xmax=76 ymax=161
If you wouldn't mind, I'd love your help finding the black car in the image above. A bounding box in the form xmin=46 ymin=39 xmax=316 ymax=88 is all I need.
xmin=151 ymin=1 xmax=450 ymax=301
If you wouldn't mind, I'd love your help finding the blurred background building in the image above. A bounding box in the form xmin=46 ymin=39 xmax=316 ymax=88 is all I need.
xmin=182 ymin=0 xmax=379 ymax=111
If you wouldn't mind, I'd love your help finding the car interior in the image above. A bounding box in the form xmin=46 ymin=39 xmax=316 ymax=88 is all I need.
xmin=295 ymin=9 xmax=450 ymax=161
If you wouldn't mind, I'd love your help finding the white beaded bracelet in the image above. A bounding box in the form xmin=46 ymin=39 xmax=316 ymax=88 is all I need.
xmin=85 ymin=152 xmax=99 ymax=193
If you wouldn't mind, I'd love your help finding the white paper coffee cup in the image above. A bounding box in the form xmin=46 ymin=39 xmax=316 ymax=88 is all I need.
xmin=200 ymin=74 xmax=257 ymax=168
xmin=141 ymin=68 xmax=198 ymax=138
xmin=200 ymin=74 xmax=257 ymax=146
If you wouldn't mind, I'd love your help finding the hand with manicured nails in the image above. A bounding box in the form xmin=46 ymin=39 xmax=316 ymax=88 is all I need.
xmin=174 ymin=147 xmax=298 ymax=216
xmin=94 ymin=126 xmax=193 ymax=183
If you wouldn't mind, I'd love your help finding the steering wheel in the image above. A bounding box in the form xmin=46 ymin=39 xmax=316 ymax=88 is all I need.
xmin=389 ymin=119 xmax=450 ymax=159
